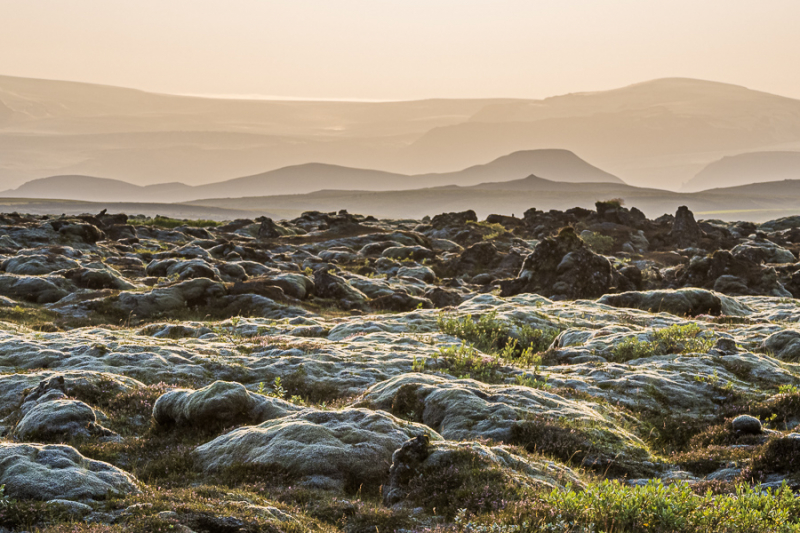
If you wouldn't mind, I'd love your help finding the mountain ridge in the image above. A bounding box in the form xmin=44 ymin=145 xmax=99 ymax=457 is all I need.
xmin=0 ymin=149 xmax=623 ymax=203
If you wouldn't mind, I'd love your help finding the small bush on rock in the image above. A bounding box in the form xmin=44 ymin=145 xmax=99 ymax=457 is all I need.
xmin=435 ymin=345 xmax=504 ymax=383
xmin=610 ymin=323 xmax=715 ymax=362
xmin=437 ymin=311 xmax=558 ymax=364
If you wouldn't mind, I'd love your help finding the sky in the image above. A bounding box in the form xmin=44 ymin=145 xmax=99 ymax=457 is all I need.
xmin=1 ymin=1 xmax=800 ymax=100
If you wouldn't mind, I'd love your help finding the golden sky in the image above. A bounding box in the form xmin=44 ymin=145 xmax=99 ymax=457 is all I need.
xmin=2 ymin=0 xmax=799 ymax=100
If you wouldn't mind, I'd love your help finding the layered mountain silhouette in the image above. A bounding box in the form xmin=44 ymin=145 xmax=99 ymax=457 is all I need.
xmin=185 ymin=176 xmax=800 ymax=222
xmin=3 ymin=74 xmax=800 ymax=191
xmin=0 ymin=149 xmax=622 ymax=202
xmin=683 ymin=151 xmax=800 ymax=191
xmin=5 ymin=174 xmax=798 ymax=223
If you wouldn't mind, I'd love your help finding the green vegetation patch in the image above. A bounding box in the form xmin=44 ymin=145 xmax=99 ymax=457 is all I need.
xmin=581 ymin=231 xmax=615 ymax=254
xmin=433 ymin=344 xmax=505 ymax=384
xmin=511 ymin=415 xmax=651 ymax=478
xmin=403 ymin=448 xmax=528 ymax=519
xmin=129 ymin=215 xmax=220 ymax=229
xmin=610 ymin=323 xmax=716 ymax=362
xmin=466 ymin=220 xmax=511 ymax=240
xmin=461 ymin=480 xmax=800 ymax=533
xmin=437 ymin=311 xmax=559 ymax=366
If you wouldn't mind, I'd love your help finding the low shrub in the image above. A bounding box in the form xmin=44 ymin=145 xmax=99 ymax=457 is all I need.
xmin=457 ymin=480 xmax=800 ymax=533
xmin=609 ymin=323 xmax=715 ymax=362
xmin=437 ymin=311 xmax=558 ymax=365
xmin=581 ymin=231 xmax=615 ymax=254
xmin=435 ymin=344 xmax=504 ymax=383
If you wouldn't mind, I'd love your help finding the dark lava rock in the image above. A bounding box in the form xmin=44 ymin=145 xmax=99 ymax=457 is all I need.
xmin=430 ymin=210 xmax=477 ymax=230
xmin=500 ymin=227 xmax=613 ymax=299
xmin=371 ymin=291 xmax=433 ymax=312
xmin=671 ymin=206 xmax=702 ymax=248
xmin=256 ymin=216 xmax=282 ymax=239
xmin=383 ymin=434 xmax=431 ymax=506
xmin=599 ymin=288 xmax=724 ymax=317
xmin=672 ymin=250 xmax=791 ymax=297
xmin=424 ymin=287 xmax=463 ymax=308
xmin=732 ymin=415 xmax=762 ymax=435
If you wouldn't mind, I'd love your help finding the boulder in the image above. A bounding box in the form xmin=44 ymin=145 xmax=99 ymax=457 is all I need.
xmin=1 ymin=254 xmax=80 ymax=275
xmin=153 ymin=381 xmax=301 ymax=427
xmin=598 ymin=288 xmax=753 ymax=317
xmin=396 ymin=265 xmax=435 ymax=283
xmin=371 ymin=291 xmax=433 ymax=312
xmin=257 ymin=217 xmax=282 ymax=239
xmin=424 ymin=287 xmax=463 ymax=308
xmin=732 ymin=415 xmax=762 ymax=435
xmin=430 ymin=210 xmax=478 ymax=230
xmin=0 ymin=443 xmax=138 ymax=500
xmin=112 ymin=277 xmax=227 ymax=318
xmin=761 ymin=330 xmax=800 ymax=362
xmin=0 ymin=274 xmax=71 ymax=304
xmin=673 ymin=250 xmax=791 ymax=298
xmin=732 ymin=241 xmax=796 ymax=264
xmin=194 ymin=408 xmax=437 ymax=491
xmin=381 ymin=246 xmax=436 ymax=262
xmin=227 ymin=278 xmax=288 ymax=301
xmin=63 ymin=267 xmax=136 ymax=290
xmin=56 ymin=223 xmax=105 ymax=244
xmin=146 ymin=258 xmax=220 ymax=281
xmin=16 ymin=399 xmax=114 ymax=441
xmin=361 ymin=373 xmax=642 ymax=458
xmin=313 ymin=270 xmax=369 ymax=309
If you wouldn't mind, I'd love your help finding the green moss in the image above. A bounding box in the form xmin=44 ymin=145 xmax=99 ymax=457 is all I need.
xmin=0 ymin=305 xmax=62 ymax=331
xmin=581 ymin=231 xmax=615 ymax=254
xmin=390 ymin=383 xmax=425 ymax=422
xmin=280 ymin=365 xmax=343 ymax=404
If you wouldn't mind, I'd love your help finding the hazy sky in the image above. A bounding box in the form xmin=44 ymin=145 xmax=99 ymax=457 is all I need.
xmin=2 ymin=0 xmax=800 ymax=100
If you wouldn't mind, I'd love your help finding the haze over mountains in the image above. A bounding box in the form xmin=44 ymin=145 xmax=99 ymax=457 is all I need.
xmin=2 ymin=74 xmax=800 ymax=191
xmin=0 ymin=149 xmax=622 ymax=203
xmin=684 ymin=151 xmax=800 ymax=191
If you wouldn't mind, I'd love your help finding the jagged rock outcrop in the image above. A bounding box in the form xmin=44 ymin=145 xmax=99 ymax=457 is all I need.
xmin=670 ymin=206 xmax=703 ymax=248
xmin=500 ymin=227 xmax=613 ymax=299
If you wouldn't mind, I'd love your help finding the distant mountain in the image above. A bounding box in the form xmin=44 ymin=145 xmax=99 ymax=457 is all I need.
xmin=683 ymin=151 xmax=800 ymax=191
xmin=1 ymin=149 xmax=622 ymax=202
xmin=0 ymin=175 xmax=195 ymax=203
xmin=2 ymin=74 xmax=800 ymax=190
xmin=4 ymin=174 xmax=800 ymax=223
xmin=191 ymin=148 xmax=622 ymax=199
xmin=401 ymin=78 xmax=800 ymax=187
